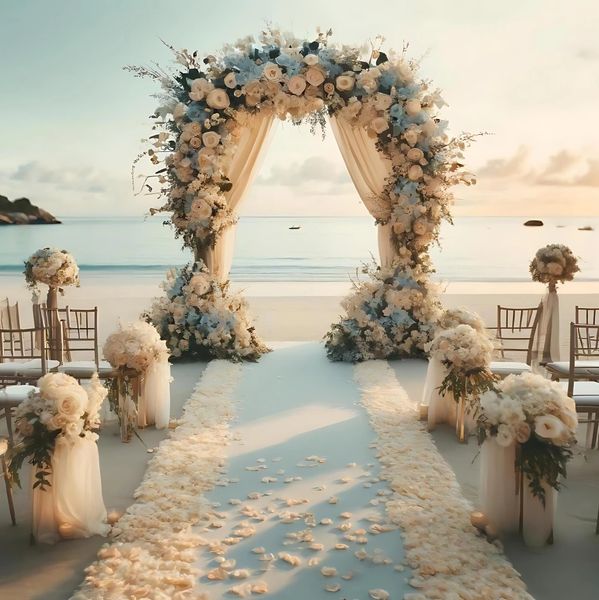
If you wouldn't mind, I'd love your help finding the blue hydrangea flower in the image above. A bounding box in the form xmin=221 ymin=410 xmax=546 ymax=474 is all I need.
xmin=186 ymin=102 xmax=208 ymax=122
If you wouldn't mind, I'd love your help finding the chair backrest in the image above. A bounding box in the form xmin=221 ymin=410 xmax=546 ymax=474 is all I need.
xmin=0 ymin=327 xmax=47 ymax=367
xmin=496 ymin=305 xmax=542 ymax=365
xmin=0 ymin=298 xmax=20 ymax=330
xmin=567 ymin=322 xmax=599 ymax=396
xmin=575 ymin=306 xmax=599 ymax=326
xmin=33 ymin=304 xmax=67 ymax=362
xmin=62 ymin=307 xmax=99 ymax=365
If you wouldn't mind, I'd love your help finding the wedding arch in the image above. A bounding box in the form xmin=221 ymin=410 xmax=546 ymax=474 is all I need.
xmin=134 ymin=28 xmax=475 ymax=362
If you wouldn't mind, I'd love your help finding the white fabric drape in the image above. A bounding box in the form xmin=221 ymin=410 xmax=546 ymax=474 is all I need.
xmin=479 ymin=440 xmax=519 ymax=534
xmin=424 ymin=357 xmax=455 ymax=429
xmin=536 ymin=290 xmax=560 ymax=363
xmin=140 ymin=359 xmax=171 ymax=429
xmin=479 ymin=439 xmax=556 ymax=546
xmin=32 ymin=436 xmax=108 ymax=544
xmin=198 ymin=113 xmax=276 ymax=282
xmin=330 ymin=117 xmax=395 ymax=267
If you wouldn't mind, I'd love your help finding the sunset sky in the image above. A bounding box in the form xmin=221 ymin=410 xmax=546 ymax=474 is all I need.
xmin=1 ymin=0 xmax=598 ymax=217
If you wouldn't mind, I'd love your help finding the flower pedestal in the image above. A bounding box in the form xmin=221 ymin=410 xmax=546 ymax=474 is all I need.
xmin=519 ymin=467 xmax=556 ymax=547
xmin=46 ymin=286 xmax=63 ymax=362
xmin=536 ymin=282 xmax=560 ymax=364
xmin=32 ymin=436 xmax=108 ymax=544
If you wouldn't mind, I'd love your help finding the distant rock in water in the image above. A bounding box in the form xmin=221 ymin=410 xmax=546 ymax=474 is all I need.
xmin=0 ymin=195 xmax=60 ymax=225
xmin=523 ymin=219 xmax=544 ymax=227
xmin=578 ymin=225 xmax=594 ymax=231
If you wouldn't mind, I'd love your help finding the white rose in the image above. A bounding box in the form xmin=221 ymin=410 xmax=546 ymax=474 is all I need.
xmin=515 ymin=422 xmax=531 ymax=443
xmin=189 ymin=198 xmax=212 ymax=221
xmin=305 ymin=67 xmax=325 ymax=87
xmin=407 ymin=148 xmax=424 ymax=162
xmin=206 ymin=88 xmax=230 ymax=110
xmin=335 ymin=74 xmax=355 ymax=92
xmin=496 ymin=424 xmax=514 ymax=447
xmin=189 ymin=78 xmax=214 ymax=101
xmin=224 ymin=72 xmax=237 ymax=88
xmin=373 ymin=92 xmax=393 ymax=111
xmin=262 ymin=62 xmax=283 ymax=82
xmin=304 ymin=54 xmax=319 ymax=66
xmin=412 ymin=218 xmax=428 ymax=236
xmin=370 ymin=117 xmax=389 ymax=134
xmin=547 ymin=262 xmax=564 ymax=276
xmin=534 ymin=414 xmax=566 ymax=441
xmin=173 ymin=102 xmax=187 ymax=120
xmin=202 ymin=131 xmax=221 ymax=148
xmin=405 ymin=98 xmax=422 ymax=116
xmin=287 ymin=75 xmax=307 ymax=96
xmin=404 ymin=128 xmax=419 ymax=146
xmin=408 ymin=164 xmax=423 ymax=181
xmin=56 ymin=388 xmax=87 ymax=419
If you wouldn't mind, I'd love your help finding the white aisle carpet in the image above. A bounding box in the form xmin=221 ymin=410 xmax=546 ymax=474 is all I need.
xmin=195 ymin=342 xmax=413 ymax=599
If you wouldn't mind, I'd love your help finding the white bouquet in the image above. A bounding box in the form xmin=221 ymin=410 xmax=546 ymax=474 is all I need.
xmin=436 ymin=307 xmax=488 ymax=334
xmin=530 ymin=244 xmax=579 ymax=287
xmin=103 ymin=321 xmax=169 ymax=374
xmin=9 ymin=373 xmax=106 ymax=490
xmin=478 ymin=372 xmax=577 ymax=503
xmin=24 ymin=247 xmax=80 ymax=291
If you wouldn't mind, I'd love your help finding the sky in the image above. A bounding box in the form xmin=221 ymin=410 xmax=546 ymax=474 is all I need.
xmin=1 ymin=0 xmax=598 ymax=218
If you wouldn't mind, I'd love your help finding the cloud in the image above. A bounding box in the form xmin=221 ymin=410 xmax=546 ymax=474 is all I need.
xmin=576 ymin=47 xmax=599 ymax=61
xmin=478 ymin=147 xmax=599 ymax=187
xmin=10 ymin=161 xmax=107 ymax=193
xmin=256 ymin=156 xmax=351 ymax=191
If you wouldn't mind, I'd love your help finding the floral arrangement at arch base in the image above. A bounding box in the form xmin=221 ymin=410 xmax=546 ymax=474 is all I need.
xmin=478 ymin=372 xmax=577 ymax=505
xmin=325 ymin=260 xmax=440 ymax=361
xmin=131 ymin=27 xmax=476 ymax=362
xmin=145 ymin=261 xmax=269 ymax=361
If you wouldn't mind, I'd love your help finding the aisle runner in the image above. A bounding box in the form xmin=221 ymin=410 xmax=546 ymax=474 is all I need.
xmin=195 ymin=342 xmax=413 ymax=599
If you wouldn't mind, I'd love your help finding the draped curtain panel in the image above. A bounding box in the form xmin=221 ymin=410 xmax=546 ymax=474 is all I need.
xmin=329 ymin=116 xmax=395 ymax=267
xmin=198 ymin=113 xmax=276 ymax=282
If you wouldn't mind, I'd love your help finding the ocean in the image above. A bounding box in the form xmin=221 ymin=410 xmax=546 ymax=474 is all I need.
xmin=0 ymin=215 xmax=597 ymax=283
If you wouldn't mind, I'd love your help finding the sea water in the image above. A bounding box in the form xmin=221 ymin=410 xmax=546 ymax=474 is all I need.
xmin=0 ymin=215 xmax=597 ymax=282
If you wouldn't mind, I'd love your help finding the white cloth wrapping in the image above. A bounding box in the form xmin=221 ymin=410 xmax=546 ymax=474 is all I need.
xmin=424 ymin=357 xmax=456 ymax=429
xmin=522 ymin=479 xmax=556 ymax=547
xmin=32 ymin=436 xmax=108 ymax=544
xmin=140 ymin=359 xmax=171 ymax=429
xmin=536 ymin=289 xmax=560 ymax=363
xmin=330 ymin=116 xmax=396 ymax=267
xmin=479 ymin=440 xmax=519 ymax=534
xmin=479 ymin=439 xmax=557 ymax=546
xmin=197 ymin=112 xmax=276 ymax=282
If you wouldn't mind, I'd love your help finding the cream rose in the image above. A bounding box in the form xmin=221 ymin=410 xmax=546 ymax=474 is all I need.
xmin=189 ymin=198 xmax=212 ymax=221
xmin=206 ymin=88 xmax=230 ymax=110
xmin=262 ymin=62 xmax=283 ymax=82
xmin=189 ymin=78 xmax=214 ymax=102
xmin=372 ymin=92 xmax=393 ymax=111
xmin=335 ymin=74 xmax=355 ymax=92
xmin=404 ymin=128 xmax=419 ymax=146
xmin=371 ymin=117 xmax=389 ymax=134
xmin=534 ymin=414 xmax=566 ymax=441
xmin=496 ymin=424 xmax=514 ymax=447
xmin=224 ymin=72 xmax=237 ymax=88
xmin=407 ymin=148 xmax=424 ymax=162
xmin=405 ymin=98 xmax=422 ymax=116
xmin=287 ymin=75 xmax=307 ymax=96
xmin=324 ymin=82 xmax=335 ymax=95
xmin=305 ymin=67 xmax=325 ymax=87
xmin=408 ymin=164 xmax=423 ymax=181
xmin=412 ymin=218 xmax=428 ymax=236
xmin=304 ymin=53 xmax=319 ymax=66
xmin=57 ymin=389 xmax=87 ymax=419
xmin=202 ymin=131 xmax=221 ymax=148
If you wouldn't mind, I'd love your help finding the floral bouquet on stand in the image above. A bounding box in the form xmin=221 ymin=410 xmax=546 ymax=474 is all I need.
xmin=530 ymin=244 xmax=579 ymax=363
xmin=103 ymin=321 xmax=171 ymax=441
xmin=146 ymin=261 xmax=269 ymax=362
xmin=477 ymin=373 xmax=577 ymax=546
xmin=8 ymin=373 xmax=109 ymax=543
xmin=325 ymin=261 xmax=441 ymax=362
xmin=428 ymin=324 xmax=497 ymax=441
xmin=435 ymin=307 xmax=488 ymax=334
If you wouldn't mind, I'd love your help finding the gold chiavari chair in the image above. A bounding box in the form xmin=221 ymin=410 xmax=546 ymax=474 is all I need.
xmin=0 ymin=438 xmax=15 ymax=525
xmin=561 ymin=322 xmax=599 ymax=448
xmin=576 ymin=306 xmax=599 ymax=326
xmin=489 ymin=305 xmax=542 ymax=378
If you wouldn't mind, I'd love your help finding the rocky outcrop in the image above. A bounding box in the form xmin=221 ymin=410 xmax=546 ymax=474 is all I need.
xmin=0 ymin=195 xmax=61 ymax=225
xmin=523 ymin=219 xmax=543 ymax=227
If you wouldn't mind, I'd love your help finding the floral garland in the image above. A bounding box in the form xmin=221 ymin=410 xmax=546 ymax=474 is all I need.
xmin=130 ymin=27 xmax=475 ymax=362
xmin=478 ymin=373 xmax=577 ymax=505
xmin=325 ymin=261 xmax=441 ymax=361
xmin=8 ymin=373 xmax=106 ymax=490
xmin=353 ymin=361 xmax=532 ymax=598
xmin=145 ymin=261 xmax=268 ymax=361
xmin=24 ymin=247 xmax=80 ymax=292
xmin=530 ymin=243 xmax=579 ymax=289
xmin=71 ymin=360 xmax=243 ymax=600
xmin=429 ymin=324 xmax=497 ymax=413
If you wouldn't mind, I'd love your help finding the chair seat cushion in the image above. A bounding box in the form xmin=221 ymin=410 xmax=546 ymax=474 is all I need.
xmin=58 ymin=360 xmax=114 ymax=376
xmin=546 ymin=360 xmax=599 ymax=376
xmin=490 ymin=361 xmax=532 ymax=376
xmin=0 ymin=384 xmax=38 ymax=403
xmin=0 ymin=359 xmax=59 ymax=375
xmin=560 ymin=381 xmax=599 ymax=406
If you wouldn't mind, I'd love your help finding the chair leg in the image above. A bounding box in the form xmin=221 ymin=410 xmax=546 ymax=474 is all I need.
xmin=4 ymin=410 xmax=13 ymax=444
xmin=2 ymin=456 xmax=15 ymax=525
xmin=596 ymin=502 xmax=599 ymax=535
xmin=592 ymin=411 xmax=599 ymax=450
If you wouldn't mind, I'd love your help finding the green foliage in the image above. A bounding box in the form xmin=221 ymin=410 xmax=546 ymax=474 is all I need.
xmin=438 ymin=366 xmax=498 ymax=414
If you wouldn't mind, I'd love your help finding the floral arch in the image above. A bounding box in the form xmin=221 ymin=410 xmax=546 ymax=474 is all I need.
xmin=136 ymin=28 xmax=475 ymax=362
